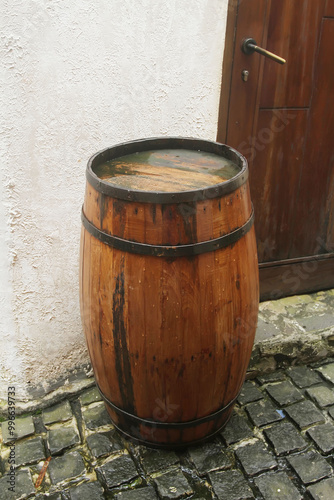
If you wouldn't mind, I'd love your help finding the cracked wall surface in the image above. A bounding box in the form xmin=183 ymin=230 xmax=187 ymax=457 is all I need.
xmin=0 ymin=0 xmax=229 ymax=398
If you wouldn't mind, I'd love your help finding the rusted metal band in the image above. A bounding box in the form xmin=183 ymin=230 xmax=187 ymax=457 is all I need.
xmin=96 ymin=382 xmax=240 ymax=430
xmin=81 ymin=206 xmax=254 ymax=257
xmin=86 ymin=137 xmax=248 ymax=203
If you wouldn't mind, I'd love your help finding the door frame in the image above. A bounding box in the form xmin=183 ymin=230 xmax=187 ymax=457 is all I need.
xmin=217 ymin=0 xmax=334 ymax=301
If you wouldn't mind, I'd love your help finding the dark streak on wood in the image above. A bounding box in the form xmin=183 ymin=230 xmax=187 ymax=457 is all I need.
xmin=112 ymin=258 xmax=135 ymax=414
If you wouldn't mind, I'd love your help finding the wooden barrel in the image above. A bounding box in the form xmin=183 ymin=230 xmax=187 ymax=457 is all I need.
xmin=80 ymin=137 xmax=259 ymax=448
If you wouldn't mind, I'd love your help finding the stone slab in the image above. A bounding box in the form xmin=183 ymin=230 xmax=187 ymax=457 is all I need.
xmin=307 ymin=423 xmax=334 ymax=454
xmin=245 ymin=399 xmax=284 ymax=427
xmin=81 ymin=402 xmax=112 ymax=430
xmin=47 ymin=423 xmax=80 ymax=455
xmin=307 ymin=477 xmax=334 ymax=500
xmin=0 ymin=468 xmax=35 ymax=499
xmin=288 ymin=450 xmax=332 ymax=485
xmin=188 ymin=441 xmax=231 ymax=475
xmin=1 ymin=415 xmax=35 ymax=444
xmin=48 ymin=451 xmax=86 ymax=484
xmin=14 ymin=435 xmax=46 ymax=467
xmin=68 ymin=480 xmax=105 ymax=500
xmin=153 ymin=469 xmax=193 ymax=499
xmin=238 ymin=381 xmax=264 ymax=405
xmin=87 ymin=432 xmax=122 ymax=458
xmin=79 ymin=386 xmax=102 ymax=406
xmin=316 ymin=362 xmax=334 ymax=383
xmin=285 ymin=400 xmax=325 ymax=429
xmin=96 ymin=453 xmax=138 ymax=489
xmin=221 ymin=413 xmax=254 ymax=445
xmin=43 ymin=400 xmax=73 ymax=425
xmin=264 ymin=422 xmax=307 ymax=456
xmin=235 ymin=441 xmax=277 ymax=477
xmin=209 ymin=469 xmax=254 ymax=500
xmin=139 ymin=447 xmax=179 ymax=474
xmin=287 ymin=366 xmax=323 ymax=388
xmin=254 ymin=471 xmax=302 ymax=500
xmin=265 ymin=381 xmax=304 ymax=406
xmin=306 ymin=386 xmax=334 ymax=407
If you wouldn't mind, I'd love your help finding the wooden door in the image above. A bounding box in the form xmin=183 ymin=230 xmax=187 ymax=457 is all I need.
xmin=218 ymin=0 xmax=334 ymax=300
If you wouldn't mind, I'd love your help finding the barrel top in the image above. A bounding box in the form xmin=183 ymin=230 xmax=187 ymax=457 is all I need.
xmin=87 ymin=137 xmax=248 ymax=203
xmin=94 ymin=148 xmax=240 ymax=193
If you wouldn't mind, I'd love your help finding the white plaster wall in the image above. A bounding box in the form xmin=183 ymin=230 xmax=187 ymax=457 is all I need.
xmin=0 ymin=0 xmax=229 ymax=400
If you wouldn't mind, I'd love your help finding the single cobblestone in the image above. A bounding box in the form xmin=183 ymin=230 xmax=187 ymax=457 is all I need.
xmin=287 ymin=450 xmax=332 ymax=484
xmin=209 ymin=469 xmax=254 ymax=500
xmin=81 ymin=402 xmax=112 ymax=430
xmin=115 ymin=485 xmax=159 ymax=499
xmin=235 ymin=440 xmax=277 ymax=477
xmin=1 ymin=415 xmax=35 ymax=444
xmin=329 ymin=406 xmax=334 ymax=419
xmin=87 ymin=431 xmax=122 ymax=458
xmin=13 ymin=435 xmax=46 ymax=467
xmin=43 ymin=400 xmax=73 ymax=425
xmin=285 ymin=400 xmax=325 ymax=429
xmin=307 ymin=477 xmax=334 ymax=499
xmin=188 ymin=440 xmax=231 ymax=475
xmin=153 ymin=468 xmax=194 ymax=499
xmin=287 ymin=366 xmax=323 ymax=388
xmin=316 ymin=362 xmax=334 ymax=383
xmin=0 ymin=467 xmax=35 ymax=499
xmin=221 ymin=412 xmax=254 ymax=445
xmin=139 ymin=447 xmax=179 ymax=474
xmin=265 ymin=380 xmax=304 ymax=406
xmin=47 ymin=423 xmax=81 ymax=455
xmin=79 ymin=386 xmax=102 ymax=406
xmin=48 ymin=450 xmax=86 ymax=484
xmin=245 ymin=399 xmax=284 ymax=427
xmin=307 ymin=422 xmax=334 ymax=454
xmin=67 ymin=480 xmax=105 ymax=499
xmin=96 ymin=453 xmax=138 ymax=489
xmin=263 ymin=421 xmax=307 ymax=455
xmin=306 ymin=385 xmax=334 ymax=407
xmin=237 ymin=381 xmax=264 ymax=405
xmin=254 ymin=471 xmax=302 ymax=500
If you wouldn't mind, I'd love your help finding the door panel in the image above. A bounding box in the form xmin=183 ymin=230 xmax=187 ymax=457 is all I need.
xmin=325 ymin=0 xmax=334 ymax=17
xmin=218 ymin=0 xmax=334 ymax=299
xmin=251 ymin=109 xmax=308 ymax=262
xmin=260 ymin=0 xmax=324 ymax=108
xmin=292 ymin=19 xmax=334 ymax=257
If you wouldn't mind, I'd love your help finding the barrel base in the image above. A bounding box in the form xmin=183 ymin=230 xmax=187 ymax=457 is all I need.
xmin=97 ymin=383 xmax=238 ymax=448
xmin=108 ymin=414 xmax=234 ymax=449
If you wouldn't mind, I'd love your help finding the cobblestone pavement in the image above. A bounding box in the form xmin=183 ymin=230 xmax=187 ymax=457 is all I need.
xmin=0 ymin=290 xmax=333 ymax=499
xmin=0 ymin=359 xmax=334 ymax=499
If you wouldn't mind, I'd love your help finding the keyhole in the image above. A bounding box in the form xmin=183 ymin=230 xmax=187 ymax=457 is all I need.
xmin=242 ymin=70 xmax=249 ymax=82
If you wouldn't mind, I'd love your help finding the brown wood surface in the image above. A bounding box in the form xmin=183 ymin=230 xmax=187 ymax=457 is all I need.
xmin=224 ymin=0 xmax=268 ymax=147
xmin=325 ymin=0 xmax=334 ymax=17
xmin=80 ymin=146 xmax=259 ymax=447
xmin=259 ymin=0 xmax=324 ymax=108
xmin=218 ymin=0 xmax=334 ymax=298
xmin=291 ymin=18 xmax=334 ymax=257
xmin=259 ymin=255 xmax=334 ymax=301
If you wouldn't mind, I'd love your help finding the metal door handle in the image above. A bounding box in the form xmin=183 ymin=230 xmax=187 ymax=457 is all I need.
xmin=242 ymin=38 xmax=286 ymax=65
